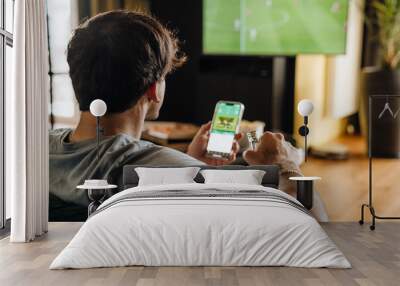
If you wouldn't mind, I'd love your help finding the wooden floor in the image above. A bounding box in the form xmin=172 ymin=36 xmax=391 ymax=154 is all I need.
xmin=304 ymin=136 xmax=400 ymax=221
xmin=1 ymin=222 xmax=400 ymax=286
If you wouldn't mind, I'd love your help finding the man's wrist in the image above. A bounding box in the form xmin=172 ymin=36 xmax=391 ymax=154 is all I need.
xmin=186 ymin=145 xmax=196 ymax=158
xmin=275 ymin=159 xmax=303 ymax=176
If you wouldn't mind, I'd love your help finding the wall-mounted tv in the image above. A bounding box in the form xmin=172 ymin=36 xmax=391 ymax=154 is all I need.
xmin=203 ymin=0 xmax=349 ymax=56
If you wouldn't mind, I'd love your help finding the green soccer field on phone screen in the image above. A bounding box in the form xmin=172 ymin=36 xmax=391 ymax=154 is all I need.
xmin=207 ymin=101 xmax=244 ymax=156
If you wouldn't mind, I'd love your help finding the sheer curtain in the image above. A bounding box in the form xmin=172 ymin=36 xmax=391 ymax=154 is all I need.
xmin=9 ymin=0 xmax=49 ymax=242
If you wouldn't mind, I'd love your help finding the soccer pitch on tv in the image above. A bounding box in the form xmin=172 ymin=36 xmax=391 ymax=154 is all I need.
xmin=203 ymin=0 xmax=349 ymax=55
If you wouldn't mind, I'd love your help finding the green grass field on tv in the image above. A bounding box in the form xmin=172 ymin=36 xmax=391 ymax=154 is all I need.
xmin=203 ymin=0 xmax=349 ymax=55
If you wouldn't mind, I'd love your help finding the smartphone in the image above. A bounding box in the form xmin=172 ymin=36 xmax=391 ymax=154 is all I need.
xmin=207 ymin=101 xmax=244 ymax=159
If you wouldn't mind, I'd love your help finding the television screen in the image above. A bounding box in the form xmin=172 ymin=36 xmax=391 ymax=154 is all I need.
xmin=203 ymin=0 xmax=349 ymax=55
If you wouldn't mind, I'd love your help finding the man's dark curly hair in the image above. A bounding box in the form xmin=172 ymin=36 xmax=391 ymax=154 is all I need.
xmin=67 ymin=10 xmax=186 ymax=113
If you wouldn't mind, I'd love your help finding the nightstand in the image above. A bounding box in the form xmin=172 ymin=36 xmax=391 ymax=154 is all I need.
xmin=289 ymin=177 xmax=321 ymax=210
xmin=77 ymin=181 xmax=117 ymax=216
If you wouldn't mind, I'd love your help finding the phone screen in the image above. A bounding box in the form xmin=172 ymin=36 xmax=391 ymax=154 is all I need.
xmin=207 ymin=102 xmax=243 ymax=156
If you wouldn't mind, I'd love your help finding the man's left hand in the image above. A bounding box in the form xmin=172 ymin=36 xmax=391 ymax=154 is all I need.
xmin=187 ymin=122 xmax=241 ymax=166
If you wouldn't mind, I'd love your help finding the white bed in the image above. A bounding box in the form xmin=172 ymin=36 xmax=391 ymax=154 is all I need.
xmin=50 ymin=183 xmax=350 ymax=269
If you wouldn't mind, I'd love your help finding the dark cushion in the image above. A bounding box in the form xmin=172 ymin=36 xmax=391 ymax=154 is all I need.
xmin=122 ymin=165 xmax=280 ymax=189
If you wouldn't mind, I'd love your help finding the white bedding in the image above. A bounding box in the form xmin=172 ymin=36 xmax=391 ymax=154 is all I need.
xmin=50 ymin=183 xmax=350 ymax=269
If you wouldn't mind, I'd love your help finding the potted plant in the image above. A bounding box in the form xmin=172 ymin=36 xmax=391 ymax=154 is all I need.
xmin=360 ymin=0 xmax=400 ymax=158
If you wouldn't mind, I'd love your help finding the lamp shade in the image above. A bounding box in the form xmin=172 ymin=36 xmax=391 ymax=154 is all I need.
xmin=90 ymin=99 xmax=107 ymax=117
xmin=297 ymin=99 xmax=314 ymax=117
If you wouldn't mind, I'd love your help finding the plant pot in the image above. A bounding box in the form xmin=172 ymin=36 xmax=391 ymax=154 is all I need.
xmin=360 ymin=67 xmax=400 ymax=158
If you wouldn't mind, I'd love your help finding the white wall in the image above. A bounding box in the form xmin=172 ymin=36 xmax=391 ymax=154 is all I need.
xmin=326 ymin=0 xmax=365 ymax=118
xmin=47 ymin=0 xmax=80 ymax=129
xmin=294 ymin=0 xmax=364 ymax=147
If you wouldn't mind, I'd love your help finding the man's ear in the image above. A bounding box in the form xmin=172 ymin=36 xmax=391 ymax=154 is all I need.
xmin=145 ymin=83 xmax=160 ymax=103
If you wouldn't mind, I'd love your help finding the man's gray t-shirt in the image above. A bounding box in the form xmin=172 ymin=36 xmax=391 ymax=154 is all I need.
xmin=50 ymin=129 xmax=203 ymax=207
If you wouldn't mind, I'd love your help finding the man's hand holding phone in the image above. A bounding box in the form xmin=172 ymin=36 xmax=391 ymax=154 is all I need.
xmin=187 ymin=122 xmax=241 ymax=166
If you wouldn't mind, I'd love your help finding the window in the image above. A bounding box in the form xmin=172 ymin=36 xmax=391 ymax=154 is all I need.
xmin=1 ymin=0 xmax=14 ymax=230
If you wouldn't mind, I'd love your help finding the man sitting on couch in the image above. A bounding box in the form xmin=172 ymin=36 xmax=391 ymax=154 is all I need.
xmin=49 ymin=11 xmax=327 ymax=221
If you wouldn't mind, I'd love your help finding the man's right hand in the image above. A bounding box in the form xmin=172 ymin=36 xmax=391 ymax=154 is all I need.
xmin=243 ymin=131 xmax=300 ymax=167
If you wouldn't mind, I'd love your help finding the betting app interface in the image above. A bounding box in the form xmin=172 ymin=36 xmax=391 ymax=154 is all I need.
xmin=208 ymin=102 xmax=242 ymax=154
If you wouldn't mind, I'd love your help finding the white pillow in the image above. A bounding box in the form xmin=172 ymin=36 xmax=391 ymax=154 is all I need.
xmin=200 ymin=169 xmax=266 ymax=185
xmin=135 ymin=167 xmax=201 ymax=186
